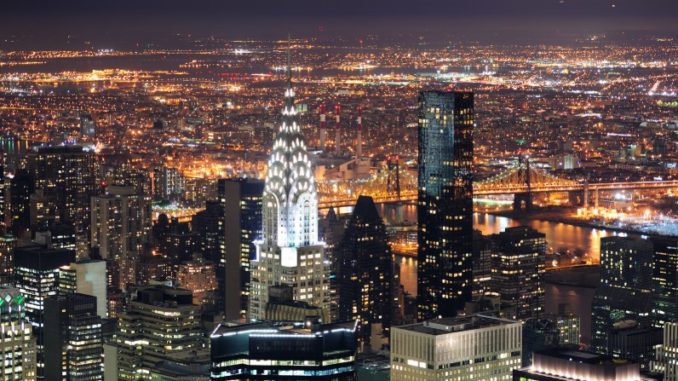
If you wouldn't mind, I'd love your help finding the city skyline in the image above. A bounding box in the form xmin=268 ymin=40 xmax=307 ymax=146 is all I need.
xmin=0 ymin=3 xmax=676 ymax=381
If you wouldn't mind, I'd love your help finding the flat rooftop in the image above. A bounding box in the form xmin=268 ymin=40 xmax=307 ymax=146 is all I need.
xmin=395 ymin=314 xmax=519 ymax=335
xmin=536 ymin=347 xmax=634 ymax=366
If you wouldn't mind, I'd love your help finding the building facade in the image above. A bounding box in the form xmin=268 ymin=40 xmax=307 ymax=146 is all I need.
xmin=491 ymin=227 xmax=546 ymax=320
xmin=391 ymin=314 xmax=522 ymax=381
xmin=336 ymin=195 xmax=393 ymax=341
xmin=513 ymin=348 xmax=644 ymax=381
xmin=91 ymin=185 xmax=151 ymax=291
xmin=114 ymin=285 xmax=206 ymax=380
xmin=28 ymin=145 xmax=97 ymax=255
xmin=219 ymin=178 xmax=264 ymax=321
xmin=44 ymin=293 xmax=103 ymax=380
xmin=210 ymin=320 xmax=357 ymax=380
xmin=652 ymin=237 xmax=677 ymax=327
xmin=0 ymin=287 xmax=37 ymax=381
xmin=652 ymin=322 xmax=678 ymax=381
xmin=592 ymin=237 xmax=655 ymax=354
xmin=13 ymin=245 xmax=76 ymax=379
xmin=417 ymin=91 xmax=474 ymax=320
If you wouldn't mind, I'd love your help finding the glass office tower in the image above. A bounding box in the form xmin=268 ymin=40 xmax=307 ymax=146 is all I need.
xmin=417 ymin=91 xmax=474 ymax=320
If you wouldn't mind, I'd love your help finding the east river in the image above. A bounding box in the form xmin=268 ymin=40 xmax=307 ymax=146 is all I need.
xmin=387 ymin=206 xmax=622 ymax=344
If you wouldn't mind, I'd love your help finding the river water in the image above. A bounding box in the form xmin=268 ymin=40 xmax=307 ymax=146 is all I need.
xmin=387 ymin=206 xmax=612 ymax=343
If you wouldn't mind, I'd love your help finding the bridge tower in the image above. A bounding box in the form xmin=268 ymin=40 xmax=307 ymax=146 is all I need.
xmin=385 ymin=155 xmax=404 ymax=223
xmin=513 ymin=156 xmax=534 ymax=212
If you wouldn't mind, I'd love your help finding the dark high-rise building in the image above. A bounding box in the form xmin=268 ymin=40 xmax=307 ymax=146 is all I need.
xmin=417 ymin=91 xmax=474 ymax=320
xmin=192 ymin=200 xmax=224 ymax=263
xmin=592 ymin=236 xmax=654 ymax=355
xmin=336 ymin=196 xmax=393 ymax=341
xmin=491 ymin=226 xmax=546 ymax=320
xmin=210 ymin=320 xmax=357 ymax=381
xmin=28 ymin=145 xmax=97 ymax=256
xmin=44 ymin=293 xmax=103 ymax=380
xmin=218 ymin=178 xmax=264 ymax=321
xmin=9 ymin=168 xmax=34 ymax=236
xmin=472 ymin=230 xmax=493 ymax=299
xmin=13 ymin=244 xmax=76 ymax=379
xmin=651 ymin=237 xmax=677 ymax=327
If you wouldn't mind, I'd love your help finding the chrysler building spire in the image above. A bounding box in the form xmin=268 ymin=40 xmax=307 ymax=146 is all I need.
xmin=249 ymin=40 xmax=329 ymax=322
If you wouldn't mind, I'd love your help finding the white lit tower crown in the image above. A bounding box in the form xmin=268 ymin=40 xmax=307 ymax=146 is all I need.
xmin=248 ymin=44 xmax=330 ymax=322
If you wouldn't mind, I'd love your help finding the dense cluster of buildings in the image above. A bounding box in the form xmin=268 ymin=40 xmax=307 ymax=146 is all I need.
xmin=0 ymin=37 xmax=675 ymax=381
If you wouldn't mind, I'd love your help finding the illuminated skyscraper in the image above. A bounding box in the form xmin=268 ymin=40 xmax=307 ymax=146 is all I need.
xmin=28 ymin=145 xmax=97 ymax=256
xmin=0 ymin=286 xmax=37 ymax=381
xmin=90 ymin=185 xmax=151 ymax=291
xmin=249 ymin=51 xmax=330 ymax=321
xmin=592 ymin=236 xmax=654 ymax=355
xmin=13 ymin=245 xmax=76 ymax=379
xmin=491 ymin=226 xmax=546 ymax=320
xmin=114 ymin=285 xmax=206 ymax=380
xmin=417 ymin=91 xmax=474 ymax=320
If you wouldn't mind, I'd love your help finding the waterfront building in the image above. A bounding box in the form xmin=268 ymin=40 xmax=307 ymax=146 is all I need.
xmin=209 ymin=320 xmax=357 ymax=380
xmin=336 ymin=195 xmax=393 ymax=341
xmin=248 ymin=58 xmax=330 ymax=321
xmin=491 ymin=226 xmax=546 ymax=320
xmin=219 ymin=178 xmax=264 ymax=321
xmin=592 ymin=236 xmax=654 ymax=354
xmin=390 ymin=314 xmax=522 ymax=381
xmin=417 ymin=91 xmax=474 ymax=320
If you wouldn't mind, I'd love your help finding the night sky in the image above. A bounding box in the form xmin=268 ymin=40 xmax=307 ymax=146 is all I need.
xmin=1 ymin=0 xmax=677 ymax=48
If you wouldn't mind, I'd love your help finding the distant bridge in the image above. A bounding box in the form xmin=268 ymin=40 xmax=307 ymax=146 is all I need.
xmin=318 ymin=157 xmax=678 ymax=209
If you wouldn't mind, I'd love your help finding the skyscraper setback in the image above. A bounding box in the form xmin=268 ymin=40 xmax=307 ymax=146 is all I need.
xmin=417 ymin=91 xmax=474 ymax=320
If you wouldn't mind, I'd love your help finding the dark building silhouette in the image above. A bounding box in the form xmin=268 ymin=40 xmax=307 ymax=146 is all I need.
xmin=218 ymin=178 xmax=264 ymax=321
xmin=192 ymin=200 xmax=224 ymax=263
xmin=9 ymin=168 xmax=34 ymax=236
xmin=336 ymin=196 xmax=393 ymax=341
xmin=417 ymin=91 xmax=474 ymax=320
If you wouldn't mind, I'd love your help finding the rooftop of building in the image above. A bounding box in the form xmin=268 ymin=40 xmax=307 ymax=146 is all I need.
xmin=394 ymin=314 xmax=519 ymax=335
xmin=211 ymin=319 xmax=357 ymax=339
xmin=534 ymin=347 xmax=636 ymax=367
